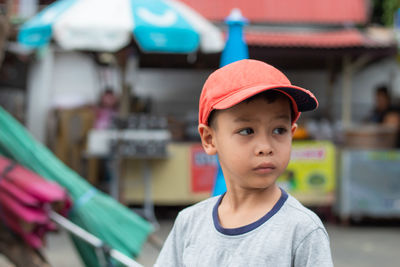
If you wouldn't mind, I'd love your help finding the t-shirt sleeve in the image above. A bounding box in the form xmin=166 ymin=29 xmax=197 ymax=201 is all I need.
xmin=154 ymin=213 xmax=185 ymax=267
xmin=293 ymin=227 xmax=334 ymax=267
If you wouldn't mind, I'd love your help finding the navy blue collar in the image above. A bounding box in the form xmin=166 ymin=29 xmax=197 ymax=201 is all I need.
xmin=213 ymin=188 xmax=288 ymax=236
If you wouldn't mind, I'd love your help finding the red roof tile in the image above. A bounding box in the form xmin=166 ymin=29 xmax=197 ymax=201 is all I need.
xmin=181 ymin=0 xmax=368 ymax=24
xmin=244 ymin=29 xmax=367 ymax=48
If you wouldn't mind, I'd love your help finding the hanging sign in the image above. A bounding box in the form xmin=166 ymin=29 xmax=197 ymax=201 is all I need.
xmin=190 ymin=144 xmax=217 ymax=193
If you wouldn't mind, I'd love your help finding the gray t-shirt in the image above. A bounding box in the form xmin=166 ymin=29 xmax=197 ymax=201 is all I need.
xmin=155 ymin=190 xmax=333 ymax=267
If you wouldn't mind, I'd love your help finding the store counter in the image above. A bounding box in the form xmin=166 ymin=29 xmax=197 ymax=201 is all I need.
xmin=122 ymin=141 xmax=337 ymax=207
xmin=122 ymin=143 xmax=213 ymax=205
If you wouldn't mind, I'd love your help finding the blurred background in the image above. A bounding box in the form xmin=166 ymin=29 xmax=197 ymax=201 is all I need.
xmin=0 ymin=0 xmax=399 ymax=266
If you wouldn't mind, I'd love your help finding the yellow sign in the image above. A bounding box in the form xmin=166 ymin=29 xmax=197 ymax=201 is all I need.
xmin=277 ymin=141 xmax=336 ymax=194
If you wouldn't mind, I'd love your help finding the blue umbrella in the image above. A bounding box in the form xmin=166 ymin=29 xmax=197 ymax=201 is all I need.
xmin=212 ymin=8 xmax=249 ymax=196
xmin=18 ymin=0 xmax=224 ymax=54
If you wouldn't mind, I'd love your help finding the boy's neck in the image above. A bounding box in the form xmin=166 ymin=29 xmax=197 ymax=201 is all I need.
xmin=217 ymin=184 xmax=282 ymax=229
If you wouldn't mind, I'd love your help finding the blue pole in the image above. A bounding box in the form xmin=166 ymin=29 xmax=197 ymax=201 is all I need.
xmin=220 ymin=9 xmax=249 ymax=67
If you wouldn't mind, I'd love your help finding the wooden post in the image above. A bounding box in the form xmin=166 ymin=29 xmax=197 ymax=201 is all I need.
xmin=325 ymin=57 xmax=335 ymax=121
xmin=115 ymin=47 xmax=132 ymax=118
xmin=341 ymin=55 xmax=373 ymax=127
xmin=342 ymin=56 xmax=352 ymax=127
xmin=0 ymin=0 xmax=12 ymax=67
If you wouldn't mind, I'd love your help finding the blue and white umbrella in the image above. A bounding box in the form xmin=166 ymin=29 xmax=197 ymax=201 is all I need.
xmin=18 ymin=0 xmax=224 ymax=54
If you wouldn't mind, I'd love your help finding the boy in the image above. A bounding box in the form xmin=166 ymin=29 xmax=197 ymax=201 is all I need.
xmin=155 ymin=59 xmax=333 ymax=266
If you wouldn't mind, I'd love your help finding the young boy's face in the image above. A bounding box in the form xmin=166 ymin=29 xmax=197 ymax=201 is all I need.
xmin=199 ymin=95 xmax=296 ymax=191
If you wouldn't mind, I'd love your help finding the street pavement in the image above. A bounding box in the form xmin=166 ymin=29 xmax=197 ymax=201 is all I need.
xmin=0 ymin=218 xmax=399 ymax=266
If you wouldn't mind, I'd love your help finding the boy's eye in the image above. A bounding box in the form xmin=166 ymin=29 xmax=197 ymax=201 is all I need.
xmin=273 ymin=127 xmax=288 ymax=135
xmin=238 ymin=128 xmax=254 ymax=136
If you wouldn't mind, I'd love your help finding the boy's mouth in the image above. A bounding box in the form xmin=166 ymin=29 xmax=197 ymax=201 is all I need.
xmin=253 ymin=163 xmax=276 ymax=174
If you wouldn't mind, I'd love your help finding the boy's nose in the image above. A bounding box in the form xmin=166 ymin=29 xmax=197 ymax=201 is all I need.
xmin=256 ymin=148 xmax=273 ymax=156
xmin=255 ymin=140 xmax=273 ymax=156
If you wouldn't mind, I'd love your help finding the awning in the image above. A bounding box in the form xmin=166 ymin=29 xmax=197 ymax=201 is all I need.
xmin=138 ymin=27 xmax=397 ymax=69
xmin=244 ymin=28 xmax=395 ymax=49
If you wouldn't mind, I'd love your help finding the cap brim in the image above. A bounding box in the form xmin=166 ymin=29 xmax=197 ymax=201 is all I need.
xmin=212 ymin=84 xmax=318 ymax=122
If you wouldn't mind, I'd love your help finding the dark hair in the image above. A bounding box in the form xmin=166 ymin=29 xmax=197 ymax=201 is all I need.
xmin=207 ymin=90 xmax=294 ymax=128
xmin=376 ymin=85 xmax=390 ymax=98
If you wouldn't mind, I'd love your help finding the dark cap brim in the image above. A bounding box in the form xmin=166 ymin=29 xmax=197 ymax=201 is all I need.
xmin=212 ymin=84 xmax=318 ymax=123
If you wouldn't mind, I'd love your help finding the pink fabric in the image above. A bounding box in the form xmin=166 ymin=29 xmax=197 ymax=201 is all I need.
xmin=94 ymin=108 xmax=115 ymax=129
xmin=0 ymin=156 xmax=72 ymax=249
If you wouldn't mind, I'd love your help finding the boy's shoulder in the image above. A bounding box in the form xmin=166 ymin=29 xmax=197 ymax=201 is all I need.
xmin=175 ymin=196 xmax=219 ymax=222
xmin=179 ymin=196 xmax=219 ymax=216
xmin=280 ymin=194 xmax=327 ymax=231
xmin=171 ymin=196 xmax=219 ymax=235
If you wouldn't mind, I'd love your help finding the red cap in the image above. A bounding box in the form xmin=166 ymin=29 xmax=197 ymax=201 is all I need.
xmin=199 ymin=59 xmax=318 ymax=125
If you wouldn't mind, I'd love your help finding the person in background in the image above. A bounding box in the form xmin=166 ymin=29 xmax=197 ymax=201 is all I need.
xmin=367 ymin=85 xmax=400 ymax=147
xmin=94 ymin=88 xmax=119 ymax=129
xmin=368 ymin=85 xmax=393 ymax=123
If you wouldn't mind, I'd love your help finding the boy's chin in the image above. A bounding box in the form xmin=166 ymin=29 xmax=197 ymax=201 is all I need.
xmin=240 ymin=181 xmax=278 ymax=191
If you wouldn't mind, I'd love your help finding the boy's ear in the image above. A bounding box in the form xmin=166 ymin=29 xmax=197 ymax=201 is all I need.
xmin=291 ymin=123 xmax=298 ymax=136
xmin=198 ymin=124 xmax=217 ymax=155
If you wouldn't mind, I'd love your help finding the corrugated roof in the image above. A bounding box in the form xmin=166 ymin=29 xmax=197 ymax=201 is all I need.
xmin=181 ymin=0 xmax=368 ymax=24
